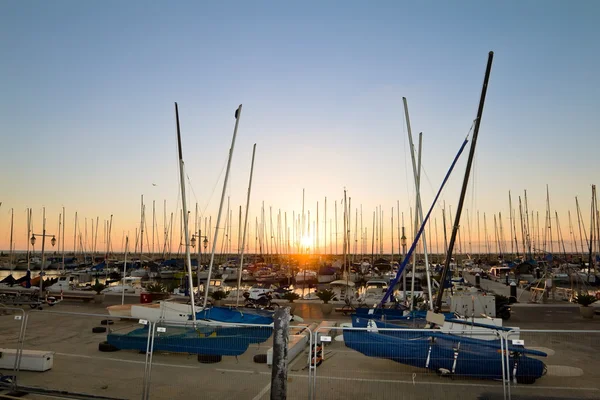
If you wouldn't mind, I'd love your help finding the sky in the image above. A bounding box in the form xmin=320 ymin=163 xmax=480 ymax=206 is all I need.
xmin=1 ymin=1 xmax=599 ymax=255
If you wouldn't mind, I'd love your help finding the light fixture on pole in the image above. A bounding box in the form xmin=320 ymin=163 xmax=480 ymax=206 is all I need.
xmin=31 ymin=207 xmax=56 ymax=295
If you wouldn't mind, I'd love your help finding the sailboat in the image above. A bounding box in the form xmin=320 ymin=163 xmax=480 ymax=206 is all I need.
xmin=128 ymin=104 xmax=273 ymax=325
xmin=345 ymin=317 xmax=546 ymax=383
xmin=109 ymin=104 xmax=273 ymax=357
xmin=344 ymin=52 xmax=547 ymax=383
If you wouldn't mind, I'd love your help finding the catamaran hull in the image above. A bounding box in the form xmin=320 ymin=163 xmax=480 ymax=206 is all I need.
xmin=343 ymin=329 xmax=546 ymax=382
xmin=107 ymin=326 xmax=251 ymax=356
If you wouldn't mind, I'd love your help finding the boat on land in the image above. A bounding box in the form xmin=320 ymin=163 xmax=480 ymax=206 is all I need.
xmin=344 ymin=316 xmax=546 ymax=383
xmin=343 ymin=53 xmax=545 ymax=382
xmin=107 ymin=323 xmax=272 ymax=356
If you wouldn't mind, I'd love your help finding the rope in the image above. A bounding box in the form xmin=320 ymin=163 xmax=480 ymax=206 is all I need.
xmin=380 ymin=137 xmax=470 ymax=305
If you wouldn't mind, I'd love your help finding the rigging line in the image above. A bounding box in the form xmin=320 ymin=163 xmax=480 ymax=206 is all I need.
xmin=199 ymin=156 xmax=229 ymax=219
xmin=381 ymin=136 xmax=471 ymax=305
xmin=421 ymin=119 xmax=478 ymax=215
xmin=185 ymin=170 xmax=199 ymax=205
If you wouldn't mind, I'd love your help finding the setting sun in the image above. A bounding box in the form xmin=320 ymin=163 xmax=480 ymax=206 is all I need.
xmin=300 ymin=235 xmax=312 ymax=249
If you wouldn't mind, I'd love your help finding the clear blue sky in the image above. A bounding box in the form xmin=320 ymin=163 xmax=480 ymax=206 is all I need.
xmin=1 ymin=1 xmax=598 ymax=252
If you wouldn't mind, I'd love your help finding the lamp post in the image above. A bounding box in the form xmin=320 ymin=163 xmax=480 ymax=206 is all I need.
xmin=191 ymin=233 xmax=209 ymax=265
xmin=30 ymin=207 xmax=56 ymax=295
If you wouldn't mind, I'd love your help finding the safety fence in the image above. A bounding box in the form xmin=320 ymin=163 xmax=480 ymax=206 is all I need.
xmin=310 ymin=325 xmax=507 ymax=400
xmin=0 ymin=309 xmax=313 ymax=400
xmin=1 ymin=308 xmax=599 ymax=400
xmin=0 ymin=306 xmax=26 ymax=392
xmin=504 ymin=329 xmax=600 ymax=400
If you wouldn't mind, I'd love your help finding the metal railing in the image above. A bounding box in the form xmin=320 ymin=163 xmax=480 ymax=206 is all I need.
xmin=310 ymin=325 xmax=507 ymax=400
xmin=0 ymin=306 xmax=27 ymax=392
xmin=4 ymin=306 xmax=600 ymax=400
xmin=143 ymin=319 xmax=312 ymax=400
xmin=16 ymin=310 xmax=149 ymax=399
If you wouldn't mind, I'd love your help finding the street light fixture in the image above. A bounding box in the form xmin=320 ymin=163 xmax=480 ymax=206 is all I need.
xmin=31 ymin=207 xmax=56 ymax=295
xmin=190 ymin=233 xmax=209 ymax=265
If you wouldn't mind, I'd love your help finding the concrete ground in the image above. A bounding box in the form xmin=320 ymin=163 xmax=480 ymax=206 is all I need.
xmin=0 ymin=295 xmax=599 ymax=400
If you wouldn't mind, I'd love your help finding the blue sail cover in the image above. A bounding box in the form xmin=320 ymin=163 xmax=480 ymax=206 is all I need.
xmin=354 ymin=309 xmax=455 ymax=321
xmin=344 ymin=318 xmax=546 ymax=381
xmin=90 ymin=261 xmax=106 ymax=271
xmin=351 ymin=317 xmax=542 ymax=353
xmin=194 ymin=306 xmax=274 ymax=325
xmin=107 ymin=324 xmax=271 ymax=356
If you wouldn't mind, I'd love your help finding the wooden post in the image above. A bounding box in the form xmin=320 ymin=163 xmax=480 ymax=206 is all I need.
xmin=271 ymin=307 xmax=289 ymax=400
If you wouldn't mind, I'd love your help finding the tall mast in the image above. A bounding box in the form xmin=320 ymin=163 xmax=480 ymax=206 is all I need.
xmin=567 ymin=210 xmax=575 ymax=255
xmin=9 ymin=208 xmax=14 ymax=270
xmin=518 ymin=197 xmax=527 ymax=259
xmin=348 ymin=197 xmax=352 ymax=263
xmin=376 ymin=207 xmax=380 ymax=256
xmin=174 ymin=102 xmax=196 ymax=321
xmin=354 ymin=208 xmax=358 ymax=263
xmin=152 ymin=200 xmax=156 ymax=259
xmin=402 ymin=213 xmax=407 ymax=301
xmin=73 ymin=212 xmax=78 ymax=257
xmin=203 ymin=105 xmax=242 ymax=308
xmin=58 ymin=212 xmax=62 ymax=264
xmin=139 ymin=195 xmax=144 ymax=261
xmin=380 ymin=207 xmax=383 ymax=256
xmin=556 ymin=212 xmax=567 ymax=259
xmin=396 ymin=201 xmax=401 ymax=260
xmin=435 ymin=217 xmax=440 ymax=260
xmin=94 ymin=216 xmax=99 ymax=255
xmin=26 ymin=208 xmax=31 ymax=270
xmin=236 ymin=144 xmax=257 ymax=307
xmin=238 ymin=206 xmax=242 ymax=255
xmin=390 ymin=208 xmax=394 ymax=263
xmin=163 ymin=200 xmax=167 ymax=258
xmin=302 ymin=189 xmax=305 ymax=249
xmin=509 ymin=191 xmax=518 ymax=259
xmin=576 ymin=197 xmax=587 ymax=261
xmin=343 ymin=189 xmax=349 ymax=292
xmin=546 ymin=185 xmax=554 ymax=257
xmin=444 ymin=206 xmax=449 ymax=256
xmin=195 ymin=203 xmax=200 ymax=268
xmin=589 ymin=185 xmax=597 ymax=277
xmin=62 ymin=207 xmax=66 ymax=270
xmin=371 ymin=211 xmax=375 ymax=265
xmin=592 ymin=185 xmax=600 ymax=275
xmin=402 ymin=111 xmax=433 ymax=310
xmin=435 ymin=51 xmax=494 ymax=312
xmin=324 ymin=197 xmax=327 ymax=256
xmin=335 ymin=201 xmax=338 ymax=255
xmin=524 ymin=190 xmax=532 ymax=256
xmin=316 ymin=201 xmax=319 ymax=254
xmin=465 ymin=209 xmax=473 ymax=257
xmin=106 ymin=215 xmax=113 ymax=260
